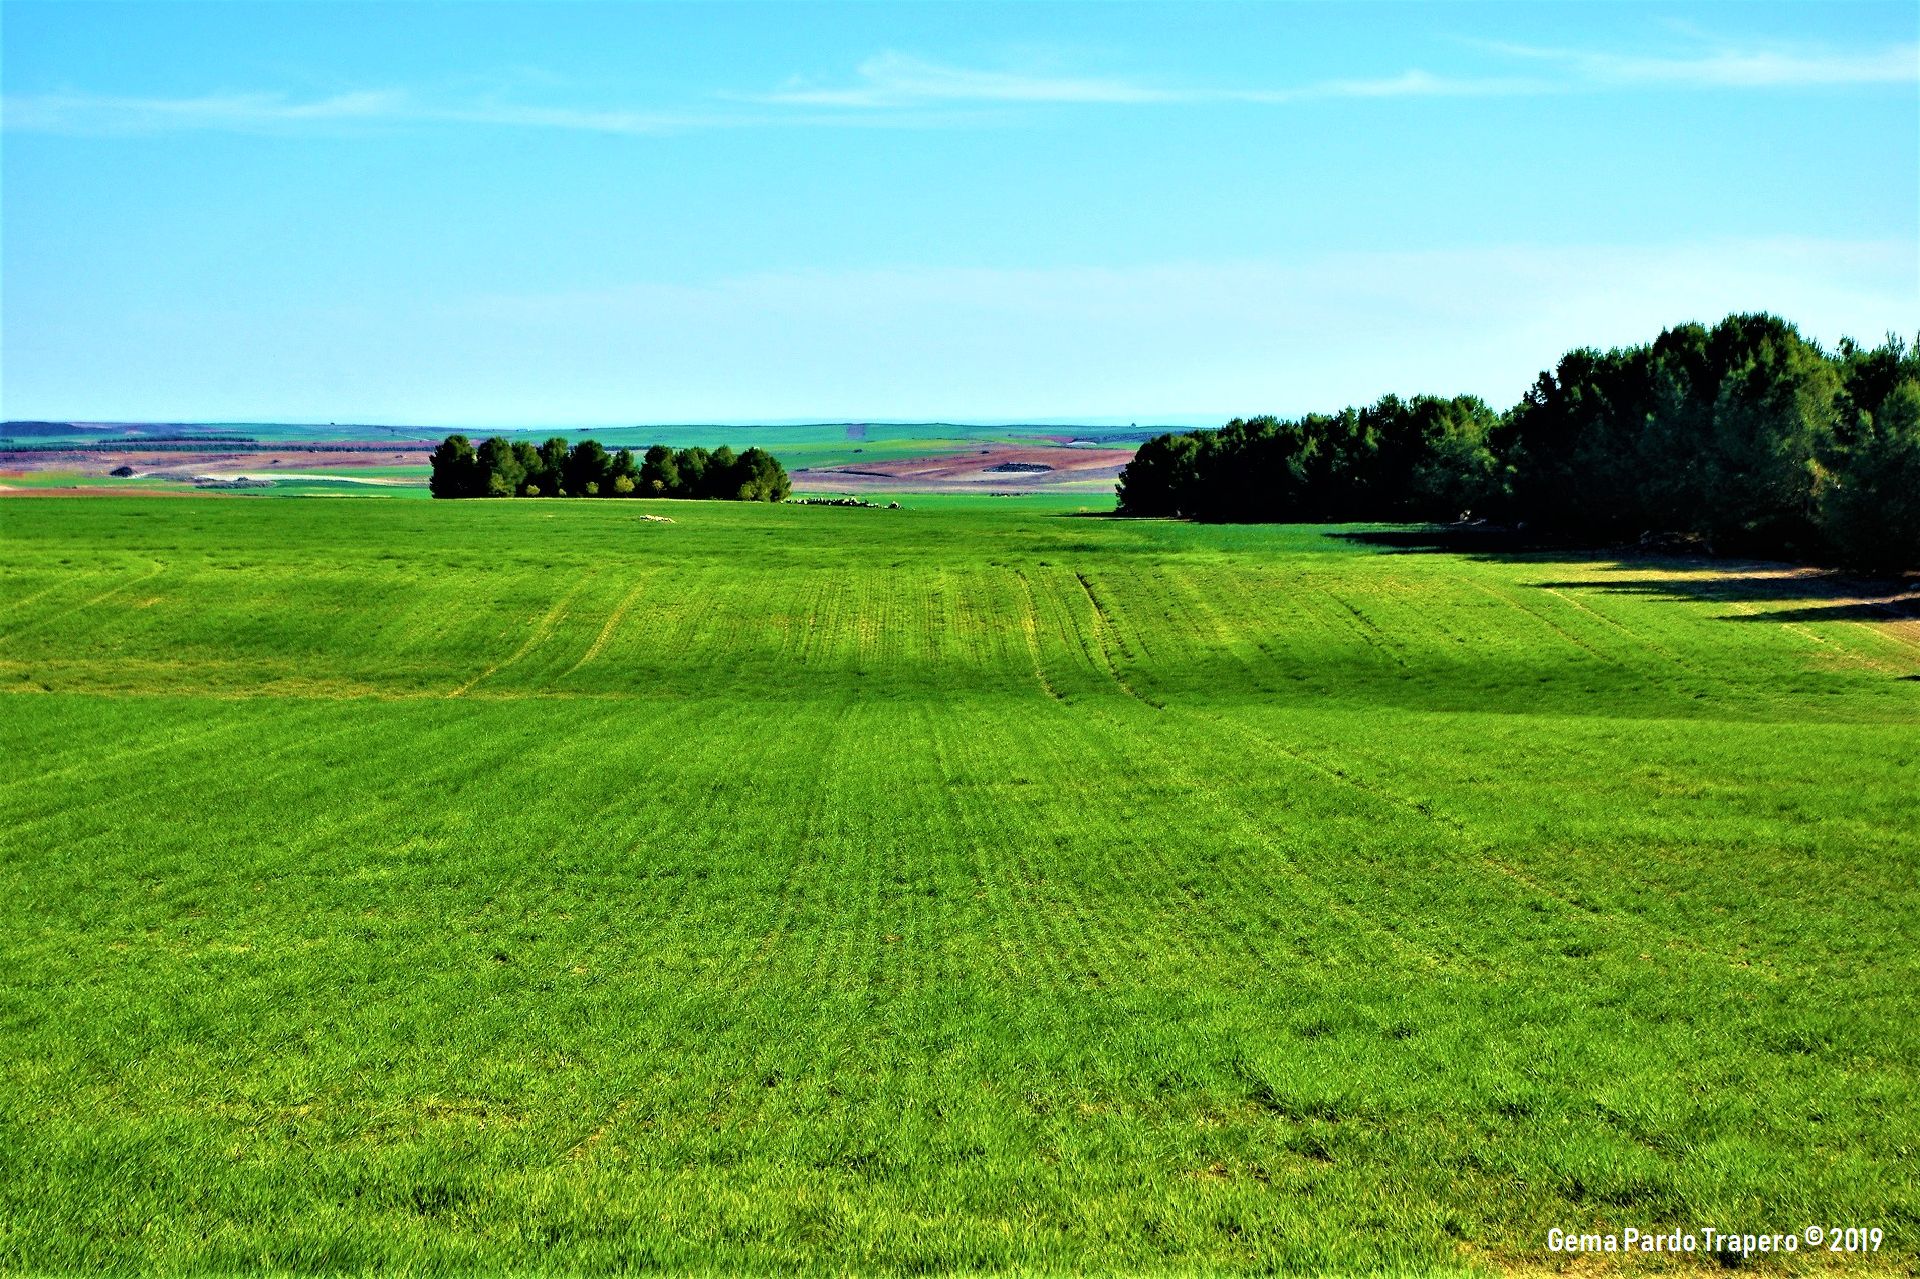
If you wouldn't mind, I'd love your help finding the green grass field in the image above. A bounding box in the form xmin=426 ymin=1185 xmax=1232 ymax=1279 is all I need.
xmin=2 ymin=496 xmax=1916 ymax=1274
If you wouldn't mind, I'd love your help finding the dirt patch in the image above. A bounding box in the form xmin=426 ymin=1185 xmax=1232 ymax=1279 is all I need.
xmin=0 ymin=485 xmax=222 ymax=499
xmin=0 ymin=445 xmax=430 ymax=480
xmin=793 ymin=443 xmax=1132 ymax=492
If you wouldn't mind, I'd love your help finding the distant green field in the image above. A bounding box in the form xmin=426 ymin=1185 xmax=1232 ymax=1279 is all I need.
xmin=2 ymin=497 xmax=1916 ymax=1274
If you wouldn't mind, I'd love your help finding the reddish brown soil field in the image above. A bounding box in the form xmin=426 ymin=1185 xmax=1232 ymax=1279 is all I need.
xmin=794 ymin=443 xmax=1132 ymax=491
xmin=0 ymin=446 xmax=430 ymax=478
xmin=0 ymin=481 xmax=219 ymax=499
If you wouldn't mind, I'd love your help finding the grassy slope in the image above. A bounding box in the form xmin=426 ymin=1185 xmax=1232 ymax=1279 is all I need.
xmin=1 ymin=497 xmax=1915 ymax=1275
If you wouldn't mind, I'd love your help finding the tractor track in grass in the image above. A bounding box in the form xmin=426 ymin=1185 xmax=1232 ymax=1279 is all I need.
xmin=1088 ymin=565 xmax=1775 ymax=972
xmin=3 ymin=697 xmax=344 ymax=794
xmin=1175 ymin=702 xmax=1781 ymax=979
xmin=927 ymin=705 xmax=1055 ymax=987
xmin=739 ymin=705 xmax=848 ymax=987
xmin=0 ymin=561 xmax=169 ymax=646
xmin=0 ymin=703 xmax=426 ymax=848
xmin=1072 ymin=583 xmax=1459 ymax=967
xmin=995 ymin=563 xmax=1696 ymax=975
xmin=1008 ymin=622 xmax=1451 ymax=974
xmin=1531 ymin=577 xmax=1874 ymax=719
xmin=0 ymin=578 xmax=86 ymax=622
xmin=449 ymin=576 xmax=595 ymax=697
xmin=1010 ymin=569 xmax=1067 ymax=703
xmin=1072 ymin=570 xmax=1164 ymax=710
xmin=1320 ymin=587 xmax=1412 ymax=668
xmin=561 ymin=575 xmax=653 ymax=679
xmin=1470 ymin=579 xmax=1617 ymax=667
xmin=1537 ymin=584 xmax=1722 ymax=688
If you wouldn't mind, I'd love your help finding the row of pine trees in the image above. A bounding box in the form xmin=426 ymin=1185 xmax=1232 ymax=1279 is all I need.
xmin=1116 ymin=314 xmax=1920 ymax=572
xmin=430 ymin=436 xmax=790 ymax=502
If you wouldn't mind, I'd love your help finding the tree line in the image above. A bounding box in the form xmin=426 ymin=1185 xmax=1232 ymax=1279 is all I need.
xmin=430 ymin=436 xmax=790 ymax=502
xmin=1116 ymin=313 xmax=1920 ymax=572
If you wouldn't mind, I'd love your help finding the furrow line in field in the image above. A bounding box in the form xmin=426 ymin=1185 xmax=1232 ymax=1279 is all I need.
xmin=3 ymin=697 xmax=342 ymax=795
xmin=560 ymin=575 xmax=653 ymax=679
xmin=1184 ymin=706 xmax=1777 ymax=976
xmin=1318 ymin=588 xmax=1411 ymax=668
xmin=1147 ymin=737 xmax=1448 ymax=973
xmin=737 ymin=699 xmax=853 ymax=987
xmin=1010 ymin=640 xmax=1417 ymax=973
xmin=1725 ymin=596 xmax=1920 ymax=667
xmin=1536 ymin=585 xmax=1722 ymax=684
xmin=798 ymin=573 xmax=834 ymax=667
xmin=927 ymin=710 xmax=1089 ymax=992
xmin=1468 ymin=579 xmax=1616 ymax=666
xmin=449 ymin=576 xmax=595 ymax=697
xmin=268 ymin=704 xmax=554 ymax=875
xmin=1071 ymin=571 xmax=1164 ymax=709
xmin=1022 ymin=718 xmax=1142 ymax=985
xmin=1029 ymin=652 xmax=1282 ymax=971
xmin=1541 ymin=581 xmax=1860 ymax=720
xmin=1161 ymin=570 xmax=1276 ymax=693
xmin=1009 ymin=570 xmax=1067 ymax=703
xmin=1118 ymin=780 xmax=1294 ymax=974
xmin=0 ymin=703 xmax=419 ymax=846
xmin=0 ymin=578 xmax=79 ymax=623
xmin=0 ymin=562 xmax=170 ymax=646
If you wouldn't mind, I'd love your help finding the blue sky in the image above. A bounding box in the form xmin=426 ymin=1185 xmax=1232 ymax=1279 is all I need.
xmin=3 ymin=1 xmax=1915 ymax=426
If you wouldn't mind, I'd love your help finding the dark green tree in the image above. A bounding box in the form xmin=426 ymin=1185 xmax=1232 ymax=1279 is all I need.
xmin=1694 ymin=314 xmax=1839 ymax=552
xmin=1405 ymin=396 xmax=1503 ymax=521
xmin=1109 ymin=312 xmax=1909 ymax=569
xmin=476 ymin=436 xmax=523 ymax=498
xmin=511 ymin=441 xmax=540 ymax=470
xmin=673 ymin=447 xmax=710 ymax=497
xmin=1818 ymin=379 xmax=1920 ymax=572
xmin=733 ymin=447 xmax=791 ymax=501
xmin=564 ymin=440 xmax=613 ymax=497
xmin=610 ymin=448 xmax=640 ymax=493
xmin=641 ymin=444 xmax=681 ymax=496
xmin=705 ymin=446 xmax=739 ymax=500
xmin=1115 ymin=432 xmax=1202 ymax=516
xmin=535 ymin=437 xmax=570 ymax=496
xmin=428 ymin=435 xmax=482 ymax=498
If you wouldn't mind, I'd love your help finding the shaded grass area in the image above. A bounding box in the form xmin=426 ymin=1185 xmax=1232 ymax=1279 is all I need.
xmin=1 ymin=497 xmax=1917 ymax=1274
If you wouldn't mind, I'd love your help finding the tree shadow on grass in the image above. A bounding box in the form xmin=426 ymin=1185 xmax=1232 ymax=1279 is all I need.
xmin=1334 ymin=526 xmax=1568 ymax=555
xmin=1523 ymin=577 xmax=1920 ymax=624
xmin=1678 ymin=601 xmax=1912 ymax=625
xmin=1331 ymin=527 xmax=1920 ymax=629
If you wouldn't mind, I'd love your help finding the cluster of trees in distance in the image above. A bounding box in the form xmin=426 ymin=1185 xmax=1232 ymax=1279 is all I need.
xmin=430 ymin=436 xmax=790 ymax=502
xmin=1117 ymin=314 xmax=1920 ymax=572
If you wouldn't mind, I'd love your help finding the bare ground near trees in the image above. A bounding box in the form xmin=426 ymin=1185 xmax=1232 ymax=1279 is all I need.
xmin=792 ymin=442 xmax=1135 ymax=491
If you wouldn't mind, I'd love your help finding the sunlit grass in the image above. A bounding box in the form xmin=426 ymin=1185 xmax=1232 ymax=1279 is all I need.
xmin=2 ymin=497 xmax=1915 ymax=1274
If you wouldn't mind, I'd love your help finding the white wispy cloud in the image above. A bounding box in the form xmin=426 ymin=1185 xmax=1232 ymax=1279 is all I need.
xmin=0 ymin=88 xmax=720 ymax=136
xmin=2 ymin=89 xmax=408 ymax=133
xmin=747 ymin=51 xmax=1179 ymax=107
xmin=1227 ymin=69 xmax=1551 ymax=103
xmin=742 ymin=36 xmax=1914 ymax=112
xmin=5 ymin=32 xmax=1912 ymax=138
xmin=0 ymin=83 xmax=1018 ymax=136
xmin=746 ymin=53 xmax=1551 ymax=109
xmin=1482 ymin=39 xmax=1919 ymax=89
